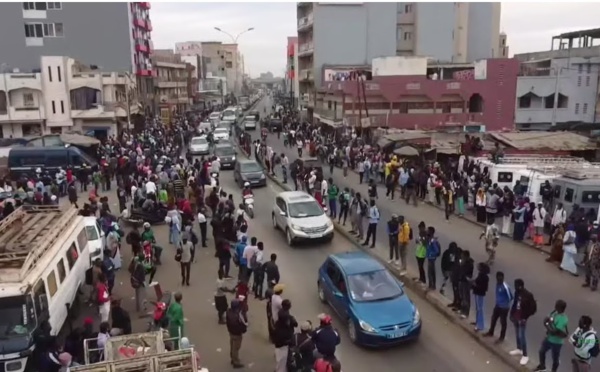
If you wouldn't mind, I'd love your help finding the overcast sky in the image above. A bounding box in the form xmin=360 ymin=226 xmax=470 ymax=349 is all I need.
xmin=151 ymin=2 xmax=600 ymax=78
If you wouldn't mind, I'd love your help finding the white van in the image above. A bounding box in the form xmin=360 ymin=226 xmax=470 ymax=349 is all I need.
xmin=221 ymin=107 xmax=237 ymax=122
xmin=0 ymin=206 xmax=103 ymax=371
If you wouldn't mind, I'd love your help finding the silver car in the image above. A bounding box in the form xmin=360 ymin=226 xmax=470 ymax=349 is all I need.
xmin=272 ymin=191 xmax=334 ymax=246
xmin=189 ymin=136 xmax=210 ymax=155
xmin=213 ymin=127 xmax=230 ymax=142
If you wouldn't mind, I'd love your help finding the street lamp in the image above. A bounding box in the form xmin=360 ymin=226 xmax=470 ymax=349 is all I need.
xmin=214 ymin=27 xmax=254 ymax=97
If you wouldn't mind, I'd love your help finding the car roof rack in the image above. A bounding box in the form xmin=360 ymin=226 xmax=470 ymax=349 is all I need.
xmin=497 ymin=155 xmax=587 ymax=166
xmin=561 ymin=168 xmax=600 ymax=180
xmin=0 ymin=205 xmax=79 ymax=281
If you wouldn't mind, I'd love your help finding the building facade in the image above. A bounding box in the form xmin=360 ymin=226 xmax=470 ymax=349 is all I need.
xmin=0 ymin=56 xmax=137 ymax=138
xmin=297 ymin=2 xmax=504 ymax=111
xmin=314 ymin=56 xmax=518 ymax=132
xmin=0 ymin=2 xmax=154 ymax=114
xmin=514 ymin=28 xmax=600 ymax=131
xmin=192 ymin=42 xmax=243 ymax=97
xmin=151 ymin=51 xmax=191 ymax=122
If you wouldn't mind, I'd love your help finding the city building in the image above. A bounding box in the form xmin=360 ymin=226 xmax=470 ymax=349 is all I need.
xmin=286 ymin=36 xmax=300 ymax=108
xmin=514 ymin=28 xmax=600 ymax=131
xmin=0 ymin=56 xmax=138 ymax=138
xmin=313 ymin=56 xmax=519 ymax=132
xmin=151 ymin=50 xmax=191 ymax=122
xmin=0 ymin=2 xmax=155 ymax=114
xmin=192 ymin=42 xmax=243 ymax=96
xmin=297 ymin=2 xmax=504 ymax=112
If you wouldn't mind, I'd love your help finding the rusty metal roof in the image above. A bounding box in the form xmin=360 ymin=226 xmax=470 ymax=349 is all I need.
xmin=487 ymin=131 xmax=595 ymax=151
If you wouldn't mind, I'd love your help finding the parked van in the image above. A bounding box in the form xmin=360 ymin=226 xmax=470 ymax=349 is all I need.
xmin=8 ymin=146 xmax=98 ymax=179
xmin=552 ymin=169 xmax=600 ymax=216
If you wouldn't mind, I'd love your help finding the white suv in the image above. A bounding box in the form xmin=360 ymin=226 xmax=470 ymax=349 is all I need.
xmin=272 ymin=191 xmax=334 ymax=246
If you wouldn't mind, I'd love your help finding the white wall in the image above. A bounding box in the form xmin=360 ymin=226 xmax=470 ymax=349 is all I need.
xmin=41 ymin=56 xmax=72 ymax=127
xmin=371 ymin=56 xmax=427 ymax=76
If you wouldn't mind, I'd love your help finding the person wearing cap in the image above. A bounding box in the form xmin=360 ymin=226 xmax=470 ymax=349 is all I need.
xmin=289 ymin=321 xmax=316 ymax=371
xmin=270 ymin=284 xmax=285 ymax=323
xmin=311 ymin=314 xmax=340 ymax=358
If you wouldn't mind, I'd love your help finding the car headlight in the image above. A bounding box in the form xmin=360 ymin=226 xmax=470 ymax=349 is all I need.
xmin=260 ymin=174 xmax=266 ymax=179
xmin=290 ymin=223 xmax=301 ymax=231
xmin=359 ymin=320 xmax=377 ymax=333
xmin=232 ymin=156 xmax=236 ymax=161
xmin=325 ymin=220 xmax=333 ymax=228
xmin=413 ymin=309 xmax=420 ymax=325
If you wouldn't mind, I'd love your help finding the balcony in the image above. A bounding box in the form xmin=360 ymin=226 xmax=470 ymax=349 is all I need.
xmin=155 ymin=77 xmax=188 ymax=89
xmin=136 ymin=69 xmax=154 ymax=77
xmin=298 ymin=42 xmax=314 ymax=57
xmin=139 ymin=2 xmax=151 ymax=9
xmin=71 ymin=105 xmax=115 ymax=119
xmin=298 ymin=14 xmax=313 ymax=31
xmin=9 ymin=106 xmax=45 ymax=121
xmin=70 ymin=73 xmax=102 ymax=90
xmin=159 ymin=94 xmax=190 ymax=105
xmin=133 ymin=18 xmax=146 ymax=29
xmin=299 ymin=69 xmax=313 ymax=82
xmin=104 ymin=102 xmax=140 ymax=117
xmin=101 ymin=73 xmax=129 ymax=86
xmin=146 ymin=20 xmax=152 ymax=31
xmin=135 ymin=42 xmax=149 ymax=53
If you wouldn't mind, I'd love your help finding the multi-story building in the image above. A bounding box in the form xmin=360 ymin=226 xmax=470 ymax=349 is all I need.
xmin=514 ymin=28 xmax=600 ymax=131
xmin=0 ymin=56 xmax=137 ymax=138
xmin=0 ymin=2 xmax=154 ymax=114
xmin=296 ymin=2 xmax=504 ymax=111
xmin=151 ymin=50 xmax=191 ymax=122
xmin=286 ymin=37 xmax=300 ymax=109
xmin=314 ymin=56 xmax=518 ymax=131
xmin=199 ymin=42 xmax=242 ymax=96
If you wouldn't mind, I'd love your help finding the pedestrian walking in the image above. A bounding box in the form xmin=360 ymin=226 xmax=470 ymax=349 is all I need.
xmin=471 ymin=262 xmax=490 ymax=332
xmin=480 ymin=220 xmax=500 ymax=266
xmin=534 ymin=299 xmax=569 ymax=372
xmin=448 ymin=245 xmax=463 ymax=310
xmin=386 ymin=215 xmax=399 ymax=264
xmin=362 ymin=199 xmax=379 ymax=248
xmin=226 ymin=299 xmax=247 ymax=369
xmin=215 ymin=269 xmax=230 ymax=324
xmin=583 ymin=234 xmax=600 ymax=290
xmin=484 ymin=271 xmax=513 ymax=343
xmin=178 ymin=236 xmax=192 ymax=286
xmin=509 ymin=278 xmax=537 ymax=366
xmin=167 ymin=292 xmax=185 ymax=350
xmin=425 ymin=226 xmax=441 ymax=290
xmin=198 ymin=209 xmax=208 ymax=247
xmin=570 ymin=315 xmax=597 ymax=372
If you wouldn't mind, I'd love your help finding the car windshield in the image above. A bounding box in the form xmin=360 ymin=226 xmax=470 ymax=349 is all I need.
xmin=223 ymin=110 xmax=235 ymax=117
xmin=215 ymin=147 xmax=235 ymax=156
xmin=347 ymin=270 xmax=403 ymax=302
xmin=240 ymin=162 xmax=262 ymax=173
xmin=0 ymin=295 xmax=37 ymax=337
xmin=288 ymin=201 xmax=324 ymax=218
xmin=191 ymin=138 xmax=208 ymax=145
xmin=214 ymin=128 xmax=228 ymax=134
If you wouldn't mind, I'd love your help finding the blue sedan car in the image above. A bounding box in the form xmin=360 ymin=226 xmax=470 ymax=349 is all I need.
xmin=317 ymin=251 xmax=421 ymax=347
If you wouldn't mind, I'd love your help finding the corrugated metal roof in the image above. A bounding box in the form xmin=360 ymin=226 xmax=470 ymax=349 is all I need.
xmin=487 ymin=131 xmax=595 ymax=151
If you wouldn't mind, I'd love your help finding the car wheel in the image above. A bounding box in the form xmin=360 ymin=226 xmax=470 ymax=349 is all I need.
xmin=286 ymin=228 xmax=294 ymax=246
xmin=317 ymin=282 xmax=326 ymax=303
xmin=272 ymin=214 xmax=278 ymax=230
xmin=348 ymin=319 xmax=358 ymax=344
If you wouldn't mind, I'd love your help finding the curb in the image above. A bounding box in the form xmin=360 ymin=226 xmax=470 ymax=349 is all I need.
xmin=233 ymin=143 xmax=530 ymax=371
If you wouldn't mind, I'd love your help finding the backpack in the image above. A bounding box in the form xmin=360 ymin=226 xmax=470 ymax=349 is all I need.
xmin=249 ymin=251 xmax=259 ymax=269
xmin=585 ymin=331 xmax=600 ymax=357
xmin=287 ymin=334 xmax=312 ymax=371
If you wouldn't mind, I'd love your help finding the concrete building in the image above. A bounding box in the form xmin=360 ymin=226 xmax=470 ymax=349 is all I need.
xmin=191 ymin=42 xmax=243 ymax=97
xmin=296 ymin=2 xmax=504 ymax=111
xmin=514 ymin=28 xmax=600 ymax=131
xmin=151 ymin=50 xmax=191 ymax=122
xmin=286 ymin=37 xmax=300 ymax=109
xmin=314 ymin=56 xmax=518 ymax=131
xmin=0 ymin=2 xmax=155 ymax=113
xmin=0 ymin=56 xmax=138 ymax=138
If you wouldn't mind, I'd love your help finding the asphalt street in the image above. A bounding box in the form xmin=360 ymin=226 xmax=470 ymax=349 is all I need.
xmin=79 ymin=152 xmax=513 ymax=370
xmin=245 ymin=97 xmax=594 ymax=371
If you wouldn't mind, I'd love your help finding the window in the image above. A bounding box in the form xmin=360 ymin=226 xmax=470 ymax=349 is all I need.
xmin=578 ymin=76 xmax=582 ymax=87
xmin=24 ymin=23 xmax=44 ymax=38
xmin=47 ymin=66 xmax=52 ymax=82
xmin=575 ymin=103 xmax=580 ymax=114
xmin=518 ymin=95 xmax=531 ymax=108
xmin=405 ymin=4 xmax=413 ymax=13
xmin=66 ymin=243 xmax=78 ymax=269
xmin=77 ymin=228 xmax=88 ymax=252
xmin=583 ymin=103 xmax=588 ymax=114
xmin=46 ymin=271 xmax=58 ymax=298
xmin=578 ymin=64 xmax=583 ymax=73
xmin=553 ymin=185 xmax=562 ymax=199
xmin=587 ymin=63 xmax=592 ymax=74
xmin=564 ymin=187 xmax=574 ymax=202
xmin=23 ymin=93 xmax=34 ymax=106
xmin=396 ymin=27 xmax=402 ymax=41
xmin=497 ymin=172 xmax=513 ymax=183
xmin=9 ymin=153 xmax=45 ymax=167
xmin=57 ymin=66 xmax=62 ymax=82
xmin=70 ymin=87 xmax=101 ymax=110
xmin=35 ymin=2 xmax=46 ymax=10
xmin=586 ymin=76 xmax=591 ymax=87
xmin=404 ymin=32 xmax=412 ymax=41
xmin=56 ymin=259 xmax=66 ymax=283
xmin=32 ymin=280 xmax=48 ymax=316
xmin=51 ymin=101 xmax=56 ymax=114
xmin=85 ymin=225 xmax=99 ymax=240
xmin=43 ymin=23 xmax=54 ymax=37
xmin=225 ymin=61 xmax=233 ymax=68
xmin=24 ymin=2 xmax=47 ymax=10
xmin=582 ymin=191 xmax=600 ymax=204
xmin=45 ymin=152 xmax=68 ymax=167
xmin=60 ymin=100 xmax=64 ymax=114
xmin=47 ymin=2 xmax=61 ymax=9
xmin=348 ymin=270 xmax=403 ymax=302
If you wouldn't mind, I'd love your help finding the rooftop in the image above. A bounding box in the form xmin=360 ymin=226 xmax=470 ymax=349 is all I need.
xmin=488 ymin=131 xmax=596 ymax=151
xmin=553 ymin=27 xmax=600 ymax=40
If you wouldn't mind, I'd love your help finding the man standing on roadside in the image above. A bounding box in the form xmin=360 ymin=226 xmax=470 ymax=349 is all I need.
xmin=534 ymin=299 xmax=569 ymax=372
xmin=362 ymin=199 xmax=380 ymax=249
xmin=570 ymin=315 xmax=597 ymax=372
xmin=425 ymin=226 xmax=441 ymax=290
xmin=327 ymin=179 xmax=339 ymax=219
xmin=386 ymin=215 xmax=399 ymax=265
xmin=226 ymin=299 xmax=247 ymax=369
xmin=509 ymin=278 xmax=537 ymax=366
xmin=484 ymin=271 xmax=513 ymax=343
xmin=398 ymin=216 xmax=411 ymax=273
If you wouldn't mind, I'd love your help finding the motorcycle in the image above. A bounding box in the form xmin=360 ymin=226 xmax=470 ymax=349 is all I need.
xmin=243 ymin=194 xmax=255 ymax=219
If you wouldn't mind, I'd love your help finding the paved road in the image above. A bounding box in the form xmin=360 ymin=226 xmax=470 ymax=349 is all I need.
xmin=246 ymin=97 xmax=591 ymax=371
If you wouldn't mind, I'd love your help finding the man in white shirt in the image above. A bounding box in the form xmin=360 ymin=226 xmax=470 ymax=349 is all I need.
xmin=211 ymin=158 xmax=221 ymax=175
xmin=197 ymin=210 xmax=208 ymax=247
xmin=548 ymin=202 xmax=567 ymax=245
xmin=321 ymin=178 xmax=328 ymax=198
xmin=308 ymin=171 xmax=317 ymax=195
xmin=145 ymin=179 xmax=157 ymax=196
xmin=242 ymin=237 xmax=260 ymax=282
